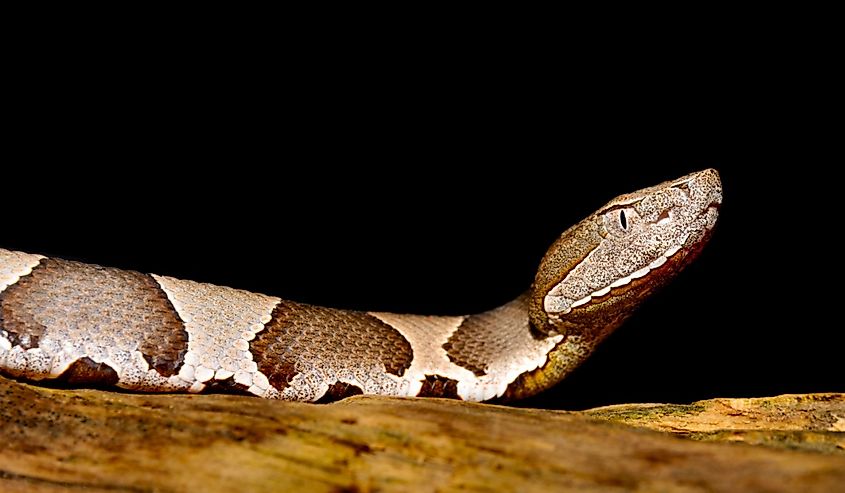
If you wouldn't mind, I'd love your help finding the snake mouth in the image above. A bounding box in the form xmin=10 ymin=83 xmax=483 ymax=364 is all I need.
xmin=564 ymin=237 xmax=694 ymax=312
xmin=548 ymin=224 xmax=716 ymax=320
xmin=545 ymin=199 xmax=721 ymax=318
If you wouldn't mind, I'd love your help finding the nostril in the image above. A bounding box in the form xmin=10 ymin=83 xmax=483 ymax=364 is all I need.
xmin=657 ymin=210 xmax=671 ymax=222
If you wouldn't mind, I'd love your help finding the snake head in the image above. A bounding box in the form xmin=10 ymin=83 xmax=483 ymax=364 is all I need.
xmin=530 ymin=168 xmax=722 ymax=337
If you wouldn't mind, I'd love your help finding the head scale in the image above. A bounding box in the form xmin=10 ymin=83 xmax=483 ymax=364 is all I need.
xmin=529 ymin=168 xmax=722 ymax=338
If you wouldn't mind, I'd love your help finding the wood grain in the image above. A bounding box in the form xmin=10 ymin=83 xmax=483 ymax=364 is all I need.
xmin=1 ymin=376 xmax=842 ymax=492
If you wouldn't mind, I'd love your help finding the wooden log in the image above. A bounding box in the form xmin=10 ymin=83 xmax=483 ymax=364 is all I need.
xmin=1 ymin=376 xmax=843 ymax=492
xmin=586 ymin=393 xmax=845 ymax=455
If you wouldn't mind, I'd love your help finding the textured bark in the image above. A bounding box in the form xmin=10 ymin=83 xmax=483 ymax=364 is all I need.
xmin=0 ymin=376 xmax=843 ymax=493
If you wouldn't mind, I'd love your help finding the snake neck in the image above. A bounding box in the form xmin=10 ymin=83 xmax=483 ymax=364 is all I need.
xmin=481 ymin=293 xmax=618 ymax=402
xmin=433 ymin=291 xmax=611 ymax=402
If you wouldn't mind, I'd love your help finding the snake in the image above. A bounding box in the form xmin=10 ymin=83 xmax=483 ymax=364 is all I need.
xmin=0 ymin=169 xmax=721 ymax=402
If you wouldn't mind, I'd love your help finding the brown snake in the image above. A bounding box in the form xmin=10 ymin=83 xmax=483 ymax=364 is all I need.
xmin=0 ymin=169 xmax=721 ymax=402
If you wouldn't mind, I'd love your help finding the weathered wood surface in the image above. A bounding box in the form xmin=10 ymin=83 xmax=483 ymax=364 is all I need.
xmin=587 ymin=393 xmax=845 ymax=455
xmin=1 ymin=376 xmax=843 ymax=492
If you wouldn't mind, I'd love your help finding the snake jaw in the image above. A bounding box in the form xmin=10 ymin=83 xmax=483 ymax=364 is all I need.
xmin=532 ymin=169 xmax=721 ymax=336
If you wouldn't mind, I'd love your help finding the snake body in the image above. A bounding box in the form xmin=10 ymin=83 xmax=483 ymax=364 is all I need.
xmin=0 ymin=170 xmax=721 ymax=402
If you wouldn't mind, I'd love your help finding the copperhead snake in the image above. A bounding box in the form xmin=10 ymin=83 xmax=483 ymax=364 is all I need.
xmin=0 ymin=169 xmax=721 ymax=402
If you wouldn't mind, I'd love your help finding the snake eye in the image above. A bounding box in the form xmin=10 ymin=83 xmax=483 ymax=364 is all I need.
xmin=619 ymin=210 xmax=628 ymax=230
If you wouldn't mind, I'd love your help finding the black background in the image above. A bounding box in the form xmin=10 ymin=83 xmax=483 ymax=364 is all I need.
xmin=4 ymin=50 xmax=840 ymax=409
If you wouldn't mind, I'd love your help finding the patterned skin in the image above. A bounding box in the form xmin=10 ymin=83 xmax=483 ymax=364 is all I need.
xmin=0 ymin=170 xmax=721 ymax=402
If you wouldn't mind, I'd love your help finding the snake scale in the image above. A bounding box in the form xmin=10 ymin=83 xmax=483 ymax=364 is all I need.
xmin=0 ymin=169 xmax=721 ymax=402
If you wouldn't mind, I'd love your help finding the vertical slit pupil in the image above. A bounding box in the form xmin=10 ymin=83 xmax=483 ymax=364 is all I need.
xmin=620 ymin=210 xmax=628 ymax=230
